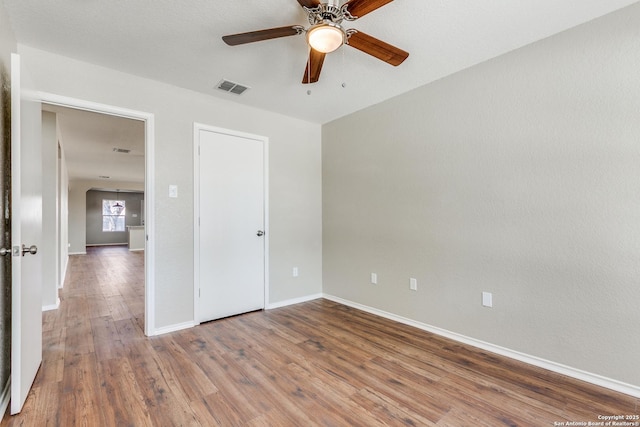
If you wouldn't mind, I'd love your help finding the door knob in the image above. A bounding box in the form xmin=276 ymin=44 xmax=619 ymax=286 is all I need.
xmin=22 ymin=244 xmax=37 ymax=256
xmin=256 ymin=230 xmax=264 ymax=237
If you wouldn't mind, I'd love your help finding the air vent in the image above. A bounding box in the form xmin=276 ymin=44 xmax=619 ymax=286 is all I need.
xmin=113 ymin=148 xmax=131 ymax=154
xmin=216 ymin=79 xmax=250 ymax=95
xmin=99 ymin=175 xmax=110 ymax=179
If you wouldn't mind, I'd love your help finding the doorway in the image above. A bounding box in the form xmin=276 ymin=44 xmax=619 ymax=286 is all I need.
xmin=193 ymin=124 xmax=268 ymax=323
xmin=38 ymin=93 xmax=156 ymax=336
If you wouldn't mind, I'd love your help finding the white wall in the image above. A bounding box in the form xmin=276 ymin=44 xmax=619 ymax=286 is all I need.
xmin=41 ymin=111 xmax=58 ymax=309
xmin=323 ymin=3 xmax=640 ymax=389
xmin=0 ymin=2 xmax=15 ymax=68
xmin=21 ymin=46 xmax=323 ymax=330
xmin=58 ymin=136 xmax=69 ymax=287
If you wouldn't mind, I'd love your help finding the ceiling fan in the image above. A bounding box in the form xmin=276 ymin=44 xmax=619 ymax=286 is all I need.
xmin=222 ymin=0 xmax=409 ymax=84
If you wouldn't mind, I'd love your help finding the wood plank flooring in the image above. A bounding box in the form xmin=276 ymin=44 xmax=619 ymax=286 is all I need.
xmin=2 ymin=245 xmax=638 ymax=426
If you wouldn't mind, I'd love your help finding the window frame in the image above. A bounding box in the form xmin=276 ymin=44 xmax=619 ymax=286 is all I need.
xmin=102 ymin=199 xmax=127 ymax=232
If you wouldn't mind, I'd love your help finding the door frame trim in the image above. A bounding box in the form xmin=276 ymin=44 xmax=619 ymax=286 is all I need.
xmin=36 ymin=92 xmax=157 ymax=336
xmin=192 ymin=122 xmax=269 ymax=324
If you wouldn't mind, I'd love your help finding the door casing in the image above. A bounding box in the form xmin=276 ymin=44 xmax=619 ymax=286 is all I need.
xmin=36 ymin=92 xmax=156 ymax=336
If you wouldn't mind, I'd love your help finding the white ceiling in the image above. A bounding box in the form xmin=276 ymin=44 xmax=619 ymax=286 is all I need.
xmin=7 ymin=0 xmax=640 ymax=185
xmin=43 ymin=104 xmax=145 ymax=184
xmin=5 ymin=0 xmax=639 ymax=125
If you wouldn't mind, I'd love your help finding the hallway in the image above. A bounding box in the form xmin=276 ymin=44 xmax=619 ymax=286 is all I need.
xmin=5 ymin=246 xmax=145 ymax=425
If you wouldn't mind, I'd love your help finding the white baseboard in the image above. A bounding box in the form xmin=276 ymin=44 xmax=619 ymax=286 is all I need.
xmin=68 ymin=251 xmax=87 ymax=256
xmin=59 ymin=256 xmax=69 ymax=289
xmin=151 ymin=321 xmax=196 ymax=337
xmin=42 ymin=298 xmax=61 ymax=312
xmin=128 ymin=248 xmax=144 ymax=252
xmin=0 ymin=377 xmax=10 ymax=422
xmin=322 ymin=293 xmax=640 ymax=399
xmin=266 ymin=293 xmax=323 ymax=310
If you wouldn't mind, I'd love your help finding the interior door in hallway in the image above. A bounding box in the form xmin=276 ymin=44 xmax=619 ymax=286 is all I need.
xmin=196 ymin=126 xmax=266 ymax=323
xmin=10 ymin=53 xmax=43 ymax=415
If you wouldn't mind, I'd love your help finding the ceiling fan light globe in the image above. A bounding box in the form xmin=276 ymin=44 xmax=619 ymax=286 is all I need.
xmin=307 ymin=23 xmax=344 ymax=53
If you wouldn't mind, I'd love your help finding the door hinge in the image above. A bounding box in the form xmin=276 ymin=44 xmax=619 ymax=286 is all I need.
xmin=198 ymin=288 xmax=201 ymax=298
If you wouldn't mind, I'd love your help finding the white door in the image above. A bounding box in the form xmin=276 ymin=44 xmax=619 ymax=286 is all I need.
xmin=10 ymin=53 xmax=43 ymax=415
xmin=196 ymin=126 xmax=266 ymax=322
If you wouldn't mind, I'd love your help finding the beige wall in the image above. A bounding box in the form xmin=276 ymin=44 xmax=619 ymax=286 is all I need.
xmin=85 ymin=190 xmax=144 ymax=245
xmin=323 ymin=3 xmax=640 ymax=388
xmin=21 ymin=47 xmax=323 ymax=330
xmin=68 ymin=179 xmax=144 ymax=254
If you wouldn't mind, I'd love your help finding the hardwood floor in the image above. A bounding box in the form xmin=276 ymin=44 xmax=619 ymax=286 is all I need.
xmin=2 ymin=246 xmax=638 ymax=426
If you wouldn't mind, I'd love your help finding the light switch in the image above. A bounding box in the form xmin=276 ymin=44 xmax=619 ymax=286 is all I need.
xmin=482 ymin=292 xmax=493 ymax=307
xmin=169 ymin=185 xmax=178 ymax=198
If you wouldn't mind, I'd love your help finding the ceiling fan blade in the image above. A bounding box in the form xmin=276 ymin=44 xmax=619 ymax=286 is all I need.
xmin=222 ymin=26 xmax=303 ymax=46
xmin=344 ymin=0 xmax=393 ymax=18
xmin=302 ymin=49 xmax=326 ymax=84
xmin=347 ymin=31 xmax=409 ymax=66
xmin=296 ymin=0 xmax=321 ymax=7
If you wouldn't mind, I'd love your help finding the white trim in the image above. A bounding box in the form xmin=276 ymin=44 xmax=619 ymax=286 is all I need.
xmin=68 ymin=251 xmax=87 ymax=256
xmin=0 ymin=377 xmax=10 ymax=421
xmin=59 ymin=254 xmax=68 ymax=289
xmin=266 ymin=293 xmax=323 ymax=310
xmin=35 ymin=92 xmax=156 ymax=337
xmin=193 ymin=124 xmax=200 ymax=324
xmin=86 ymin=243 xmax=127 ymax=247
xmin=42 ymin=298 xmax=60 ymax=312
xmin=128 ymin=248 xmax=144 ymax=252
xmin=152 ymin=321 xmax=196 ymax=336
xmin=193 ymin=123 xmax=269 ymax=325
xmin=322 ymin=294 xmax=640 ymax=399
xmin=263 ymin=137 xmax=270 ymax=311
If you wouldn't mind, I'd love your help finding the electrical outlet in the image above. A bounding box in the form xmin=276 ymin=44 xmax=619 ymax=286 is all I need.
xmin=410 ymin=278 xmax=417 ymax=291
xmin=293 ymin=267 xmax=299 ymax=277
xmin=482 ymin=292 xmax=493 ymax=307
xmin=370 ymin=273 xmax=378 ymax=284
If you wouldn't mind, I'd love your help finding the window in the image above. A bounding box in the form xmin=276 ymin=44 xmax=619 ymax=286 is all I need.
xmin=102 ymin=199 xmax=126 ymax=232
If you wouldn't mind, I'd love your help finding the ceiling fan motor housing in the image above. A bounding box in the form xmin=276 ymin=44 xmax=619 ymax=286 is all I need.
xmin=306 ymin=2 xmax=356 ymax=26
